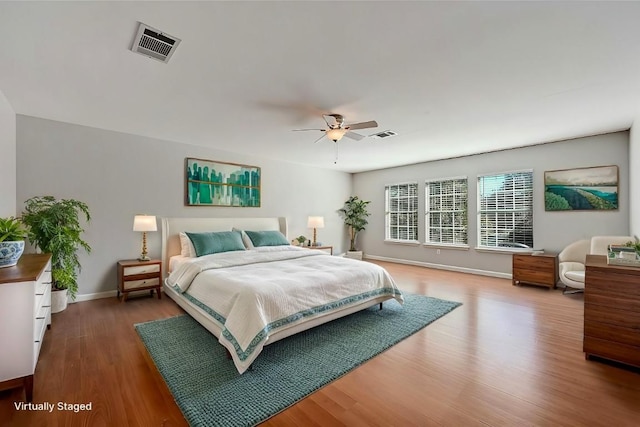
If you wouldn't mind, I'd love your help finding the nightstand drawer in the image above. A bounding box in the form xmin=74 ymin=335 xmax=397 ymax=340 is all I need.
xmin=514 ymin=269 xmax=554 ymax=284
xmin=513 ymin=256 xmax=555 ymax=270
xmin=123 ymin=277 xmax=160 ymax=291
xmin=123 ymin=264 xmax=160 ymax=276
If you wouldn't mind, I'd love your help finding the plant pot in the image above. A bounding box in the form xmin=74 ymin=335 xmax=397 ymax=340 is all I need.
xmin=345 ymin=250 xmax=363 ymax=260
xmin=0 ymin=241 xmax=25 ymax=268
xmin=51 ymin=288 xmax=69 ymax=313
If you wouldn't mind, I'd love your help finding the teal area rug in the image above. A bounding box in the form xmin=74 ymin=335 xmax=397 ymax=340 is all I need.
xmin=135 ymin=294 xmax=461 ymax=427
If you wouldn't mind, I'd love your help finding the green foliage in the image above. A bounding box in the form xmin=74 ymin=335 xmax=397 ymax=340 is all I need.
xmin=338 ymin=196 xmax=371 ymax=251
xmin=0 ymin=217 xmax=27 ymax=242
xmin=296 ymin=235 xmax=307 ymax=244
xmin=576 ymin=189 xmax=616 ymax=210
xmin=625 ymin=237 xmax=640 ymax=254
xmin=21 ymin=196 xmax=91 ymax=300
xmin=545 ymin=192 xmax=571 ymax=211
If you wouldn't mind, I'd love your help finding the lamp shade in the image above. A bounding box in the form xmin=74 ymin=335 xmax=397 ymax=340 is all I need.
xmin=326 ymin=128 xmax=347 ymax=142
xmin=133 ymin=215 xmax=157 ymax=232
xmin=307 ymin=216 xmax=325 ymax=229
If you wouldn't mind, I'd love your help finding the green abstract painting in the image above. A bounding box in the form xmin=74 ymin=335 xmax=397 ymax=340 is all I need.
xmin=186 ymin=158 xmax=261 ymax=207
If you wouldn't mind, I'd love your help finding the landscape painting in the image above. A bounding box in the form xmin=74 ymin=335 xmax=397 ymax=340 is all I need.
xmin=186 ymin=158 xmax=261 ymax=207
xmin=544 ymin=165 xmax=618 ymax=211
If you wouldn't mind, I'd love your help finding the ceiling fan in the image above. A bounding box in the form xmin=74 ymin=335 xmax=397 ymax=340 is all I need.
xmin=293 ymin=114 xmax=378 ymax=143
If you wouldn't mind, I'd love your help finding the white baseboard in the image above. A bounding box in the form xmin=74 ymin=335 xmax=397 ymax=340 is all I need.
xmin=72 ymin=288 xmax=166 ymax=303
xmin=364 ymin=254 xmax=512 ymax=280
xmin=72 ymin=289 xmax=118 ymax=303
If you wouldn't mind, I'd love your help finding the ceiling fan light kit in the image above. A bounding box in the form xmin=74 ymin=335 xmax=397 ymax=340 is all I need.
xmin=291 ymin=112 xmax=380 ymax=164
xmin=326 ymin=127 xmax=347 ymax=142
xmin=293 ymin=113 xmax=379 ymax=143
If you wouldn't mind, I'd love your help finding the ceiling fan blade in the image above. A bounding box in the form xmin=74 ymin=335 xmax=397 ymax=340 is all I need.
xmin=322 ymin=114 xmax=340 ymax=128
xmin=292 ymin=128 xmax=326 ymax=132
xmin=346 ymin=120 xmax=378 ymax=130
xmin=313 ymin=134 xmax=326 ymax=144
xmin=344 ymin=131 xmax=365 ymax=141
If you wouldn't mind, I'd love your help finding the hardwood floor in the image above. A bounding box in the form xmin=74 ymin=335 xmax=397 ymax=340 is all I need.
xmin=1 ymin=261 xmax=639 ymax=427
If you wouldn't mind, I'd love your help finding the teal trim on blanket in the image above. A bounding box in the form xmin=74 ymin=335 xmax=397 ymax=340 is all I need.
xmin=181 ymin=287 xmax=403 ymax=362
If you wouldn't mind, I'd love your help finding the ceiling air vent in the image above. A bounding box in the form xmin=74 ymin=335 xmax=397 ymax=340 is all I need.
xmin=370 ymin=130 xmax=398 ymax=139
xmin=131 ymin=23 xmax=181 ymax=63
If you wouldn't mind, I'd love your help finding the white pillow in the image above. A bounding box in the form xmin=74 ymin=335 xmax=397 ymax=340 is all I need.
xmin=179 ymin=232 xmax=197 ymax=257
xmin=232 ymin=228 xmax=255 ymax=249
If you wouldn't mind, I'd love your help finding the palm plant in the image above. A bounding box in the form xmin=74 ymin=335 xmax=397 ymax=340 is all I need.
xmin=21 ymin=196 xmax=91 ymax=300
xmin=338 ymin=196 xmax=371 ymax=251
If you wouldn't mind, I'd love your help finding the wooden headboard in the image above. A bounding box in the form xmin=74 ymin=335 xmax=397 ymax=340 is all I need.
xmin=160 ymin=217 xmax=288 ymax=277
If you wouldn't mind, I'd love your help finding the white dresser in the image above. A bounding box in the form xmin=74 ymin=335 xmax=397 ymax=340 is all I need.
xmin=0 ymin=253 xmax=52 ymax=402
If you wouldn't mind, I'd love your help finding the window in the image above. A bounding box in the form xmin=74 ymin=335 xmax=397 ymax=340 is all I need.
xmin=477 ymin=170 xmax=533 ymax=249
xmin=385 ymin=182 xmax=418 ymax=242
xmin=425 ymin=177 xmax=468 ymax=245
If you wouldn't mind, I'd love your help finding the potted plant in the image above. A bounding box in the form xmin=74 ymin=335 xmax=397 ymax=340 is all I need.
xmin=338 ymin=196 xmax=370 ymax=260
xmin=0 ymin=216 xmax=28 ymax=268
xmin=21 ymin=196 xmax=91 ymax=312
xmin=625 ymin=237 xmax=640 ymax=254
xmin=295 ymin=235 xmax=307 ymax=246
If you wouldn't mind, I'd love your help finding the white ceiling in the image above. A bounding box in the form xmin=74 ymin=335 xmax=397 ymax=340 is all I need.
xmin=1 ymin=1 xmax=639 ymax=173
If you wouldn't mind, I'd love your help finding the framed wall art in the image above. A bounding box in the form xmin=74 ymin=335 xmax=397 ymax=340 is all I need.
xmin=544 ymin=165 xmax=618 ymax=211
xmin=185 ymin=157 xmax=261 ymax=207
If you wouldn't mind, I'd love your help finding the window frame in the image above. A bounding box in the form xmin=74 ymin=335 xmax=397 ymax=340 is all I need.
xmin=424 ymin=176 xmax=469 ymax=248
xmin=476 ymin=169 xmax=534 ymax=251
xmin=384 ymin=182 xmax=419 ymax=244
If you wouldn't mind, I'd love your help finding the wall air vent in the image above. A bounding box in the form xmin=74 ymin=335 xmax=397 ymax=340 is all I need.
xmin=370 ymin=130 xmax=398 ymax=139
xmin=131 ymin=23 xmax=181 ymax=63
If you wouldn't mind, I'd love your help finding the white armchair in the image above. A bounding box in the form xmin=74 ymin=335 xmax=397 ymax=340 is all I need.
xmin=558 ymin=235 xmax=633 ymax=293
xmin=558 ymin=239 xmax=590 ymax=293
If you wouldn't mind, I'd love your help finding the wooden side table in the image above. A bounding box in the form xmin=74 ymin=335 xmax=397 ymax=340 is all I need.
xmin=117 ymin=259 xmax=162 ymax=301
xmin=512 ymin=252 xmax=558 ymax=289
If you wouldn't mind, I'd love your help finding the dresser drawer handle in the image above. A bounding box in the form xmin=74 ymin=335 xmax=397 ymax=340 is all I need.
xmin=36 ymin=292 xmax=45 ymax=296
xmin=36 ymin=316 xmax=45 ymax=320
xmin=43 ymin=305 xmax=51 ymax=308
xmin=43 ymin=281 xmax=52 ymax=285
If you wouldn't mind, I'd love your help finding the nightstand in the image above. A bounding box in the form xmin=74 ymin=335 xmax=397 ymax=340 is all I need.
xmin=302 ymin=245 xmax=333 ymax=255
xmin=117 ymin=259 xmax=162 ymax=301
xmin=512 ymin=252 xmax=558 ymax=289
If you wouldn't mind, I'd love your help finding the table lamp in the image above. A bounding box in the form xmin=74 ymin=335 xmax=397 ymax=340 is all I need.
xmin=133 ymin=215 xmax=157 ymax=261
xmin=307 ymin=216 xmax=325 ymax=246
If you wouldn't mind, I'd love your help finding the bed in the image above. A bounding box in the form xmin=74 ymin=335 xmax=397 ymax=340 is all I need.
xmin=161 ymin=217 xmax=403 ymax=374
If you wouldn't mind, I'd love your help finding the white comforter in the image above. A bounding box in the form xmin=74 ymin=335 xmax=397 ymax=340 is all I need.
xmin=166 ymin=246 xmax=403 ymax=373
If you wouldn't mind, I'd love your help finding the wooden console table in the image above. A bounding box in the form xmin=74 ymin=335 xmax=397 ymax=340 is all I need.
xmin=584 ymin=254 xmax=640 ymax=369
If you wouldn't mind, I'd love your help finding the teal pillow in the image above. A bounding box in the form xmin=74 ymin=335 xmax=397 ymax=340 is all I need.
xmin=185 ymin=231 xmax=245 ymax=257
xmin=245 ymin=230 xmax=289 ymax=247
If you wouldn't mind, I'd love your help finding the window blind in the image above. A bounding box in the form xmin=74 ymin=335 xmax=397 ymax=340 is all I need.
xmin=385 ymin=182 xmax=418 ymax=241
xmin=477 ymin=171 xmax=533 ymax=248
xmin=425 ymin=177 xmax=468 ymax=245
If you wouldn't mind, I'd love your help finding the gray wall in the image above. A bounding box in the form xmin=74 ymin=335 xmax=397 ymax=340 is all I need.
xmin=0 ymin=90 xmax=16 ymax=217
xmin=16 ymin=115 xmax=352 ymax=300
xmin=353 ymin=132 xmax=630 ymax=276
